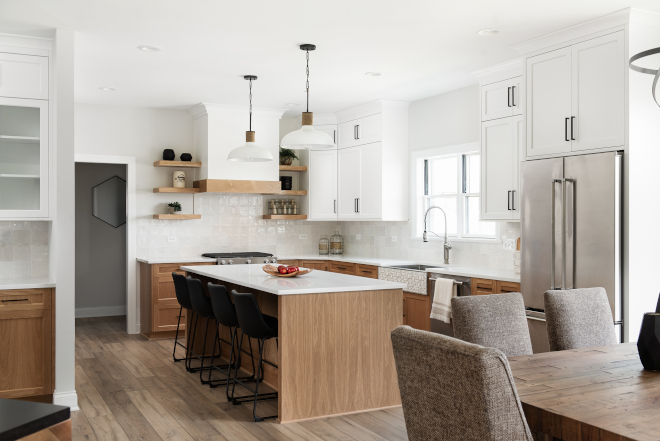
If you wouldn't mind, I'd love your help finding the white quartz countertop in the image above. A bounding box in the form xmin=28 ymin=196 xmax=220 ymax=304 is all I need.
xmin=137 ymin=257 xmax=217 ymax=264
xmin=181 ymin=264 xmax=406 ymax=295
xmin=425 ymin=266 xmax=520 ymax=283
xmin=0 ymin=278 xmax=56 ymax=290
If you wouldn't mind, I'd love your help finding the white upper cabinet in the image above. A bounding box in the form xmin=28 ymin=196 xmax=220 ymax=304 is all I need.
xmin=0 ymin=53 xmax=49 ymax=100
xmin=302 ymin=149 xmax=338 ymax=220
xmin=337 ymin=146 xmax=360 ymax=219
xmin=526 ymin=47 xmax=573 ymax=158
xmin=356 ymin=142 xmax=382 ymax=219
xmin=481 ymin=118 xmax=517 ymax=220
xmin=312 ymin=124 xmax=337 ymax=149
xmin=338 ymin=113 xmax=382 ymax=149
xmin=481 ymin=77 xmax=522 ymax=121
xmin=526 ymin=31 xmax=624 ymax=158
xmin=571 ymin=31 xmax=625 ymax=152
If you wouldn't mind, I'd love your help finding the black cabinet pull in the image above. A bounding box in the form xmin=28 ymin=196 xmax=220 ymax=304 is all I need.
xmin=507 ymin=87 xmax=511 ymax=107
xmin=508 ymin=191 xmax=512 ymax=210
xmin=511 ymin=86 xmax=516 ymax=107
xmin=512 ymin=190 xmax=516 ymax=211
xmin=565 ymin=118 xmax=570 ymax=142
xmin=571 ymin=117 xmax=575 ymax=141
xmin=2 ymin=298 xmax=28 ymax=302
xmin=356 ymin=125 xmax=360 ymax=140
xmin=333 ymin=130 xmax=336 ymax=144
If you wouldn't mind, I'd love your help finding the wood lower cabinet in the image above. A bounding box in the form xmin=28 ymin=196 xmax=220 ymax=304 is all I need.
xmin=329 ymin=261 xmax=357 ymax=275
xmin=0 ymin=288 xmax=54 ymax=399
xmin=300 ymin=260 xmax=329 ymax=271
xmin=471 ymin=278 xmax=521 ymax=295
xmin=277 ymin=260 xmax=298 ymax=266
xmin=139 ymin=262 xmax=214 ymax=340
xmin=403 ymin=291 xmax=431 ymax=332
xmin=357 ymin=264 xmax=378 ymax=279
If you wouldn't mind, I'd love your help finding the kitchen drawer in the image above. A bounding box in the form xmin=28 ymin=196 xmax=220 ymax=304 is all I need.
xmin=357 ymin=264 xmax=378 ymax=279
xmin=154 ymin=262 xmax=214 ymax=277
xmin=300 ymin=260 xmax=328 ymax=271
xmin=471 ymin=278 xmax=496 ymax=296
xmin=278 ymin=260 xmax=299 ymax=267
xmin=497 ymin=281 xmax=521 ymax=293
xmin=153 ymin=303 xmax=183 ymax=333
xmin=0 ymin=289 xmax=51 ymax=310
xmin=330 ymin=261 xmax=357 ymax=275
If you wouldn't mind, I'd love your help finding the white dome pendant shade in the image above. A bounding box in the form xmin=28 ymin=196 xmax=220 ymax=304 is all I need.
xmin=227 ymin=75 xmax=274 ymax=162
xmin=280 ymin=44 xmax=336 ymax=150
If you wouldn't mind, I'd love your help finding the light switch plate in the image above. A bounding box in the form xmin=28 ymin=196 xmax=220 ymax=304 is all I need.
xmin=356 ymin=234 xmax=361 ymax=240
xmin=168 ymin=237 xmax=177 ymax=242
xmin=299 ymin=234 xmax=308 ymax=240
xmin=391 ymin=236 xmax=398 ymax=242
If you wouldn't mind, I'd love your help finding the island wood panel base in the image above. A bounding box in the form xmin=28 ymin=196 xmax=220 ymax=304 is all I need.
xmin=277 ymin=289 xmax=402 ymax=423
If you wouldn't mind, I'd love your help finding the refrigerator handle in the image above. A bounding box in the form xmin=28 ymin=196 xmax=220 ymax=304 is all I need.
xmin=561 ymin=178 xmax=567 ymax=290
xmin=551 ymin=180 xmax=557 ymax=290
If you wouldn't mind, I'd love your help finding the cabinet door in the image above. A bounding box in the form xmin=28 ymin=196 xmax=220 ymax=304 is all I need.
xmin=0 ymin=53 xmax=48 ymax=100
xmin=353 ymin=113 xmax=382 ymax=146
xmin=0 ymin=98 xmax=49 ymax=218
xmin=512 ymin=76 xmax=523 ymax=116
xmin=338 ymin=121 xmax=358 ymax=149
xmin=312 ymin=124 xmax=337 ymax=148
xmin=403 ymin=293 xmax=430 ymax=331
xmin=309 ymin=149 xmax=337 ymax=220
xmin=526 ymin=47 xmax=572 ymax=157
xmin=481 ymin=79 xmax=514 ymax=121
xmin=0 ymin=309 xmax=52 ymax=398
xmin=511 ymin=115 xmax=523 ymax=220
xmin=481 ymin=118 xmax=514 ymax=220
xmin=300 ymin=260 xmax=328 ymax=271
xmin=337 ymin=146 xmax=360 ymax=219
xmin=571 ymin=31 xmax=625 ymax=152
xmin=153 ymin=303 xmax=182 ymax=332
xmin=357 ymin=142 xmax=382 ymax=219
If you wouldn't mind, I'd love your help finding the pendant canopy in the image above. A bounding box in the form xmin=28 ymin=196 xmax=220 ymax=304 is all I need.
xmin=227 ymin=75 xmax=274 ymax=162
xmin=280 ymin=44 xmax=335 ymax=150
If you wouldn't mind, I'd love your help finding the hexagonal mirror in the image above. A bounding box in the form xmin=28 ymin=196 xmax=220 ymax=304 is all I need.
xmin=92 ymin=176 xmax=126 ymax=228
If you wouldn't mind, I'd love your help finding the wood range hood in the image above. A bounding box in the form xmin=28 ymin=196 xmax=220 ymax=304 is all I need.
xmin=193 ymin=179 xmax=281 ymax=194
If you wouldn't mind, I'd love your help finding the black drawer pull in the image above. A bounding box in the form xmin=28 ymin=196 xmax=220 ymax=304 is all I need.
xmin=2 ymin=298 xmax=29 ymax=302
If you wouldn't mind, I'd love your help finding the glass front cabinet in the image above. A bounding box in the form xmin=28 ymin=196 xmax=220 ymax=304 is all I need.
xmin=0 ymin=97 xmax=49 ymax=218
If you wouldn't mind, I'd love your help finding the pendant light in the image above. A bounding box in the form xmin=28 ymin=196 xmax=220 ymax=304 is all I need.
xmin=280 ymin=44 xmax=336 ymax=149
xmin=227 ymin=75 xmax=273 ymax=162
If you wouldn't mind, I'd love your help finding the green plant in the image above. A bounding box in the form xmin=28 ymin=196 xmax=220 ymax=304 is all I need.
xmin=168 ymin=202 xmax=182 ymax=212
xmin=279 ymin=147 xmax=299 ymax=160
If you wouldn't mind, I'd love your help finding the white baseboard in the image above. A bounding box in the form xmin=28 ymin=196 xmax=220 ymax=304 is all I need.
xmin=75 ymin=305 xmax=127 ymax=318
xmin=54 ymin=391 xmax=79 ymax=411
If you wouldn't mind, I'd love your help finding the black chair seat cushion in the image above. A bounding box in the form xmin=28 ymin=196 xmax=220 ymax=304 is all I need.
xmin=172 ymin=272 xmax=194 ymax=310
xmin=187 ymin=277 xmax=214 ymax=318
xmin=232 ymin=290 xmax=278 ymax=340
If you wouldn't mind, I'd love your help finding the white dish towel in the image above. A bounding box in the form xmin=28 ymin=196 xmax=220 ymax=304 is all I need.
xmin=430 ymin=278 xmax=457 ymax=324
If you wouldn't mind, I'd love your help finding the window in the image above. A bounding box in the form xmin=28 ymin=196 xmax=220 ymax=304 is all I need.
xmin=422 ymin=151 xmax=496 ymax=240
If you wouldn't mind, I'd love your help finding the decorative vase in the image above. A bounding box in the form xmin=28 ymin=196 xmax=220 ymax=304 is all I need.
xmin=638 ymin=312 xmax=660 ymax=371
xmin=168 ymin=206 xmax=175 ymax=214
xmin=163 ymin=149 xmax=175 ymax=161
xmin=279 ymin=176 xmax=293 ymax=190
xmin=280 ymin=156 xmax=294 ymax=166
xmin=180 ymin=153 xmax=192 ymax=161
xmin=173 ymin=170 xmax=186 ymax=188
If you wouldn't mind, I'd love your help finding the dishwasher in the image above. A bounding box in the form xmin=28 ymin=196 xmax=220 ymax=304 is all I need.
xmin=427 ymin=271 xmax=471 ymax=336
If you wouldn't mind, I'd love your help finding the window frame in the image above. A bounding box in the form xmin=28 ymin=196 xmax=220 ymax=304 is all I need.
xmin=411 ymin=142 xmax=501 ymax=243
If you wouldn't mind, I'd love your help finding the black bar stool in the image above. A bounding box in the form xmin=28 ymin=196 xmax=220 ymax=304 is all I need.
xmin=230 ymin=290 xmax=278 ymax=422
xmin=186 ymin=277 xmax=224 ymax=380
xmin=206 ymin=283 xmax=257 ymax=397
xmin=171 ymin=273 xmax=195 ymax=369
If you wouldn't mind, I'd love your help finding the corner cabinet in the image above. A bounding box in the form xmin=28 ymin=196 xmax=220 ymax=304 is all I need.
xmin=526 ymin=31 xmax=624 ymax=158
xmin=300 ymin=148 xmax=338 ymax=220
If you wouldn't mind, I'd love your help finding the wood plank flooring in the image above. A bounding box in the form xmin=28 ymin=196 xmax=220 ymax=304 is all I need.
xmin=74 ymin=316 xmax=408 ymax=441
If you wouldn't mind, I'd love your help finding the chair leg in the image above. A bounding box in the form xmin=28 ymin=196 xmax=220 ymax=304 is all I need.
xmin=252 ymin=338 xmax=277 ymax=422
xmin=224 ymin=327 xmax=237 ymax=397
xmin=203 ymin=322 xmax=220 ymax=385
xmin=229 ymin=330 xmax=244 ymax=401
xmin=185 ymin=313 xmax=198 ymax=371
xmin=172 ymin=306 xmax=183 ymax=362
xmin=198 ymin=316 xmax=210 ymax=383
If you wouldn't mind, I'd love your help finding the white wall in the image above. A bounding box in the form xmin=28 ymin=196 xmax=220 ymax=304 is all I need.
xmin=75 ymin=162 xmax=127 ymax=317
xmin=75 ymin=104 xmax=194 ymax=218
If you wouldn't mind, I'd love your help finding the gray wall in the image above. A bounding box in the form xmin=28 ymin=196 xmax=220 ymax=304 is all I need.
xmin=75 ymin=162 xmax=127 ymax=316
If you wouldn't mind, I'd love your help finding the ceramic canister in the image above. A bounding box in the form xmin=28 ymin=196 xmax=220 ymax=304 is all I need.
xmin=173 ymin=170 xmax=186 ymax=188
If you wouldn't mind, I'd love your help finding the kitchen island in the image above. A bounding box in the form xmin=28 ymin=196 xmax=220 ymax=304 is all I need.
xmin=181 ymin=264 xmax=405 ymax=423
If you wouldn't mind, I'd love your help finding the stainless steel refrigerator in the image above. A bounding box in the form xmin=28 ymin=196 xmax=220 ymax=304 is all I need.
xmin=521 ymin=151 xmax=623 ymax=353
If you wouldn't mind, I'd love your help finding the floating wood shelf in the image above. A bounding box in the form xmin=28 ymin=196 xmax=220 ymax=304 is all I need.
xmin=154 ymin=160 xmax=202 ymax=168
xmin=153 ymin=187 xmax=201 ymax=194
xmin=194 ymin=179 xmax=281 ymax=194
xmin=272 ymin=190 xmax=308 ymax=196
xmin=153 ymin=214 xmax=201 ymax=220
xmin=279 ymin=165 xmax=307 ymax=172
xmin=263 ymin=215 xmax=308 ymax=220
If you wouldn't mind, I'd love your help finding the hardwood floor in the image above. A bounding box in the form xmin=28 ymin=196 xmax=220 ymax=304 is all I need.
xmin=73 ymin=316 xmax=408 ymax=441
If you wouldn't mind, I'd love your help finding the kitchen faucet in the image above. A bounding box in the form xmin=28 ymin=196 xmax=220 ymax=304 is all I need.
xmin=423 ymin=205 xmax=452 ymax=264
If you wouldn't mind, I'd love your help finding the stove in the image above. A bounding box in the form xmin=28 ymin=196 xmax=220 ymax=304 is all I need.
xmin=202 ymin=252 xmax=277 ymax=265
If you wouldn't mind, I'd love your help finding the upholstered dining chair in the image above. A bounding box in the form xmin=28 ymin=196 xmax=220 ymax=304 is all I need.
xmin=391 ymin=326 xmax=534 ymax=441
xmin=451 ymin=292 xmax=533 ymax=357
xmin=544 ymin=287 xmax=617 ymax=351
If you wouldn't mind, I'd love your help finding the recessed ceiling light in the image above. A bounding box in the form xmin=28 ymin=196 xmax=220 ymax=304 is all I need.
xmin=99 ymin=87 xmax=117 ymax=92
xmin=365 ymin=72 xmax=382 ymax=76
xmin=478 ymin=28 xmax=500 ymax=36
xmin=286 ymin=103 xmax=299 ymax=107
xmin=137 ymin=45 xmax=162 ymax=52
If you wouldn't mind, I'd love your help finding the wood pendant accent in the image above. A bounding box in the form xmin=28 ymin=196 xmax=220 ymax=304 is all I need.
xmin=246 ymin=131 xmax=255 ymax=142
xmin=301 ymin=112 xmax=313 ymax=126
xmin=193 ymin=179 xmax=281 ymax=194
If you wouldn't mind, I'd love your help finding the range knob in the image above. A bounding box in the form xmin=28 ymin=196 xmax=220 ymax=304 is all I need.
xmin=220 ymin=260 xmax=226 ymax=265
xmin=264 ymin=259 xmax=269 ymax=263
xmin=271 ymin=258 xmax=278 ymax=263
xmin=246 ymin=259 xmax=252 ymax=264
xmin=228 ymin=260 xmax=234 ymax=265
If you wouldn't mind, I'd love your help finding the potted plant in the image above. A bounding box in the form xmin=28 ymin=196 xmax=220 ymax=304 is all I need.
xmin=167 ymin=202 xmax=182 ymax=214
xmin=279 ymin=147 xmax=299 ymax=166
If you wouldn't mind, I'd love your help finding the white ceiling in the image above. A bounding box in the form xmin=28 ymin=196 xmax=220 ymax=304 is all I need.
xmin=2 ymin=0 xmax=660 ymax=114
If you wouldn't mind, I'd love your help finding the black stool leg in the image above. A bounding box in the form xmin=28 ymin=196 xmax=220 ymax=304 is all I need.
xmin=185 ymin=313 xmax=198 ymax=371
xmin=198 ymin=316 xmax=210 ymax=382
xmin=252 ymin=338 xmax=277 ymax=422
xmin=172 ymin=306 xmax=185 ymax=362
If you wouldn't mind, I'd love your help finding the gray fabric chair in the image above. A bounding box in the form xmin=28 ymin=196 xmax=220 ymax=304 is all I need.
xmin=544 ymin=287 xmax=617 ymax=351
xmin=391 ymin=326 xmax=533 ymax=441
xmin=451 ymin=293 xmax=533 ymax=357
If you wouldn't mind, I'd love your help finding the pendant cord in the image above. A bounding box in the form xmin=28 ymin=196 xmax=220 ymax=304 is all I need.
xmin=306 ymin=50 xmax=310 ymax=113
xmin=249 ymin=78 xmax=253 ymax=132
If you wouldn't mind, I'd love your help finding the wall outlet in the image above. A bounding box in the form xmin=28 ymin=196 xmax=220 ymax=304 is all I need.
xmin=356 ymin=234 xmax=361 ymax=240
xmin=299 ymin=234 xmax=308 ymax=240
xmin=391 ymin=236 xmax=398 ymax=242
xmin=168 ymin=237 xmax=177 ymax=242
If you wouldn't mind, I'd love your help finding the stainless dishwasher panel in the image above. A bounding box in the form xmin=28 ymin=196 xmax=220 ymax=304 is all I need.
xmin=427 ymin=273 xmax=471 ymax=336
xmin=525 ymin=309 xmax=550 ymax=353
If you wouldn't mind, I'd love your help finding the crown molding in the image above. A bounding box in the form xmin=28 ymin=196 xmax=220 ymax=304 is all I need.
xmin=471 ymin=58 xmax=522 ymax=79
xmin=0 ymin=32 xmax=53 ymax=52
xmin=188 ymin=103 xmax=287 ymax=120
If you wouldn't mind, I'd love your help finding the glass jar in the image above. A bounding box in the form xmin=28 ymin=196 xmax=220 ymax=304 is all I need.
xmin=330 ymin=230 xmax=343 ymax=255
xmin=319 ymin=235 xmax=329 ymax=255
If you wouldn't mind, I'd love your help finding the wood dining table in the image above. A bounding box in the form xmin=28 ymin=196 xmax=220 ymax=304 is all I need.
xmin=509 ymin=343 xmax=660 ymax=441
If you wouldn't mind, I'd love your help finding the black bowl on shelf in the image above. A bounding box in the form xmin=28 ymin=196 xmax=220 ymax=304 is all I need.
xmin=280 ymin=176 xmax=293 ymax=190
xmin=180 ymin=153 xmax=192 ymax=161
xmin=163 ymin=149 xmax=175 ymax=160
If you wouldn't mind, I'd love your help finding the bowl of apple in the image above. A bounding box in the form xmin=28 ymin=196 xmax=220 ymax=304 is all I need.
xmin=262 ymin=264 xmax=313 ymax=278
